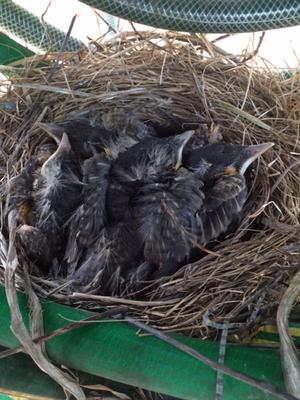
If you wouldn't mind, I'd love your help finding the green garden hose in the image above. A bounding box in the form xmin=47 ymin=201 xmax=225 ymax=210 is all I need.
xmin=0 ymin=286 xmax=286 ymax=400
xmin=83 ymin=0 xmax=300 ymax=33
xmin=1 ymin=0 xmax=299 ymax=54
xmin=0 ymin=0 xmax=83 ymax=52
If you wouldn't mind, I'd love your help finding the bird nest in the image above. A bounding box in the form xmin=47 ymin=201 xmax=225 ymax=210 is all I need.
xmin=0 ymin=31 xmax=300 ymax=338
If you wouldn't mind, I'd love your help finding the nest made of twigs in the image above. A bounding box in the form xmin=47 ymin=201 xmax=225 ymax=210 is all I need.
xmin=1 ymin=31 xmax=300 ymax=338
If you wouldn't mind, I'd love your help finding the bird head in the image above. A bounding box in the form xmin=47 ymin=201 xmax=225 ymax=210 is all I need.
xmin=154 ymin=130 xmax=195 ymax=170
xmin=184 ymin=142 xmax=274 ymax=179
xmin=232 ymin=143 xmax=274 ymax=176
xmin=112 ymin=130 xmax=194 ymax=182
xmin=38 ymin=122 xmax=64 ymax=144
xmin=170 ymin=130 xmax=195 ymax=170
xmin=140 ymin=129 xmax=194 ymax=177
xmin=41 ymin=132 xmax=72 ymax=178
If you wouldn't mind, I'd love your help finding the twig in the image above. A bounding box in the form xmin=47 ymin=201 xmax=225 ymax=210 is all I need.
xmin=40 ymin=0 xmax=54 ymax=51
xmin=242 ymin=32 xmax=266 ymax=63
xmin=22 ymin=260 xmax=46 ymax=353
xmin=93 ymin=9 xmax=118 ymax=34
xmin=71 ymin=292 xmax=177 ymax=306
xmin=125 ymin=316 xmax=298 ymax=400
xmin=271 ymin=159 xmax=300 ymax=194
xmin=46 ymin=14 xmax=78 ymax=82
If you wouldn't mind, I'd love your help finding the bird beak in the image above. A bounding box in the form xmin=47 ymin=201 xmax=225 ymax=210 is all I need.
xmin=57 ymin=132 xmax=72 ymax=153
xmin=40 ymin=133 xmax=71 ymax=176
xmin=240 ymin=142 xmax=274 ymax=175
xmin=38 ymin=122 xmax=63 ymax=143
xmin=174 ymin=130 xmax=195 ymax=170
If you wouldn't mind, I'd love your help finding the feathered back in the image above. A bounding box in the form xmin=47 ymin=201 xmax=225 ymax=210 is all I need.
xmin=133 ymin=168 xmax=204 ymax=273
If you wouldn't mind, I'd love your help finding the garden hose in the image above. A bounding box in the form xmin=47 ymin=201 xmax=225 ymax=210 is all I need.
xmin=1 ymin=0 xmax=299 ymax=53
xmin=84 ymin=0 xmax=300 ymax=33
xmin=0 ymin=0 xmax=83 ymax=52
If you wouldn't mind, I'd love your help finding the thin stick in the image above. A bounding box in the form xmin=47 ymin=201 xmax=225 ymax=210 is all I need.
xmin=125 ymin=317 xmax=298 ymax=400
xmin=46 ymin=14 xmax=78 ymax=82
xmin=242 ymin=32 xmax=266 ymax=63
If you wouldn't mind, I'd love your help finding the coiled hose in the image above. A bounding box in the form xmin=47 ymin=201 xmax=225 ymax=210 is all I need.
xmin=84 ymin=0 xmax=300 ymax=33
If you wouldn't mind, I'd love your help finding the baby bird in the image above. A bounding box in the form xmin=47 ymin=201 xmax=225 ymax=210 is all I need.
xmin=64 ymin=153 xmax=111 ymax=276
xmin=101 ymin=109 xmax=157 ymax=142
xmin=133 ymin=167 xmax=204 ymax=277
xmin=142 ymin=142 xmax=273 ymax=279
xmin=6 ymin=143 xmax=55 ymax=227
xmin=39 ymin=118 xmax=110 ymax=159
xmin=107 ymin=130 xmax=194 ymax=222
xmin=34 ymin=133 xmax=82 ymax=273
xmin=70 ymin=220 xmax=142 ymax=295
xmin=6 ymin=158 xmax=39 ymax=227
xmin=39 ymin=111 xmax=156 ymax=160
xmin=184 ymin=142 xmax=274 ymax=245
xmin=111 ymin=130 xmax=195 ymax=183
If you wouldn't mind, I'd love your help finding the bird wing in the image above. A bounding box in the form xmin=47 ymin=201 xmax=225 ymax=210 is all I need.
xmin=78 ymin=155 xmax=111 ymax=245
xmin=71 ymin=222 xmax=142 ymax=295
xmin=204 ymin=175 xmax=246 ymax=210
xmin=197 ymin=174 xmax=247 ymax=244
xmin=64 ymin=155 xmax=111 ymax=275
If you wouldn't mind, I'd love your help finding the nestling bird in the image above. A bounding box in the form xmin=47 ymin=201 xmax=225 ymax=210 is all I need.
xmin=70 ymin=220 xmax=142 ymax=295
xmin=107 ymin=130 xmax=195 ymax=222
xmin=6 ymin=144 xmax=55 ymax=227
xmin=39 ymin=111 xmax=156 ymax=160
xmin=101 ymin=109 xmax=157 ymax=141
xmin=17 ymin=105 xmax=273 ymax=289
xmin=68 ymin=107 xmax=157 ymax=141
xmin=39 ymin=118 xmax=110 ymax=159
xmin=184 ymin=142 xmax=274 ymax=245
xmin=34 ymin=133 xmax=83 ymax=273
xmin=64 ymin=153 xmax=111 ymax=276
xmin=142 ymin=142 xmax=273 ymax=278
xmin=133 ymin=167 xmax=205 ymax=277
xmin=6 ymin=158 xmax=40 ymax=226
xmin=125 ymin=261 xmax=155 ymax=293
xmin=111 ymin=130 xmax=195 ymax=182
